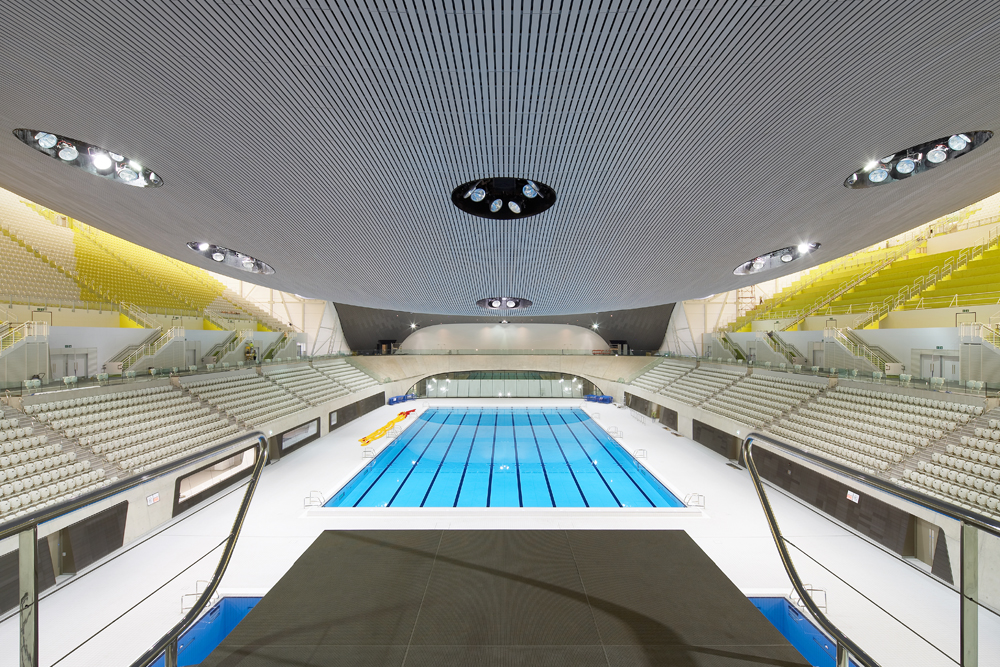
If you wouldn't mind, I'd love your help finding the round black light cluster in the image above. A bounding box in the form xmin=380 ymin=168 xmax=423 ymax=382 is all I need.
xmin=733 ymin=242 xmax=820 ymax=276
xmin=187 ymin=242 xmax=275 ymax=275
xmin=452 ymin=177 xmax=556 ymax=219
xmin=13 ymin=129 xmax=163 ymax=188
xmin=845 ymin=131 xmax=992 ymax=189
xmin=476 ymin=297 xmax=533 ymax=310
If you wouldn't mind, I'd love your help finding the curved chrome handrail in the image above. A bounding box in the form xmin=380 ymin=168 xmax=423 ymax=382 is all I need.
xmin=130 ymin=432 xmax=268 ymax=667
xmin=742 ymin=432 xmax=1000 ymax=667
xmin=0 ymin=431 xmax=267 ymax=667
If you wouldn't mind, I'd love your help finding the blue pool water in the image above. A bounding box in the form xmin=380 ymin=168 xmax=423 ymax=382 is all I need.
xmin=326 ymin=408 xmax=683 ymax=508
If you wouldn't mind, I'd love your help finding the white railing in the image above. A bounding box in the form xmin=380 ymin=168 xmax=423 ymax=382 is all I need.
xmin=0 ymin=321 xmax=48 ymax=354
xmin=262 ymin=332 xmax=289 ymax=361
xmin=121 ymin=326 xmax=184 ymax=372
xmin=825 ymin=328 xmax=887 ymax=373
xmin=961 ymin=321 xmax=1000 ymax=351
xmin=121 ymin=302 xmax=161 ymax=329
xmin=219 ymin=329 xmax=254 ymax=361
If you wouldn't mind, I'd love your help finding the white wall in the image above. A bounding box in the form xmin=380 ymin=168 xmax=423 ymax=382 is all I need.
xmin=660 ymin=295 xmax=738 ymax=356
xmin=210 ymin=275 xmax=350 ymax=355
xmin=48 ymin=326 xmax=153 ymax=373
xmin=398 ymin=323 xmax=609 ymax=352
xmin=926 ymin=222 xmax=1000 ymax=255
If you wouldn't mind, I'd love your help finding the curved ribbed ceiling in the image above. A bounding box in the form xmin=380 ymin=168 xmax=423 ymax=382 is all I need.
xmin=0 ymin=0 xmax=999 ymax=315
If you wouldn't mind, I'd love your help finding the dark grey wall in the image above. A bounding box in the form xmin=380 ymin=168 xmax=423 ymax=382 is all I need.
xmin=335 ymin=303 xmax=674 ymax=352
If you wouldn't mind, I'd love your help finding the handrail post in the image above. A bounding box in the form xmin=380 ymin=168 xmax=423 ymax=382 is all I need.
xmin=837 ymin=642 xmax=850 ymax=667
xmin=19 ymin=526 xmax=38 ymax=667
xmin=164 ymin=639 xmax=178 ymax=667
xmin=961 ymin=522 xmax=978 ymax=667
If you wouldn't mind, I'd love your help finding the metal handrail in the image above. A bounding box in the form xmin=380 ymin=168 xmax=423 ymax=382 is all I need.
xmin=2 ymin=431 xmax=268 ymax=667
xmin=742 ymin=432 xmax=1000 ymax=667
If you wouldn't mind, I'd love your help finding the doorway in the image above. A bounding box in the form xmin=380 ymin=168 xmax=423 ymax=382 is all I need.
xmin=31 ymin=310 xmax=53 ymax=325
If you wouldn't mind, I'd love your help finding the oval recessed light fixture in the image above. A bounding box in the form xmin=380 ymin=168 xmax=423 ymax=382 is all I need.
xmin=13 ymin=129 xmax=163 ymax=188
xmin=477 ymin=297 xmax=533 ymax=310
xmin=452 ymin=177 xmax=556 ymax=219
xmin=734 ymin=242 xmax=820 ymax=275
xmin=187 ymin=242 xmax=274 ymax=275
xmin=845 ymin=131 xmax=991 ymax=189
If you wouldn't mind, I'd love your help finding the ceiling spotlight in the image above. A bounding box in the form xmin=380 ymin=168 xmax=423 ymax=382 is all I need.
xmin=926 ymin=146 xmax=948 ymax=163
xmin=452 ymin=177 xmax=555 ymax=219
xmin=58 ymin=144 xmax=78 ymax=161
xmin=410 ymin=323 xmax=417 ymax=329
xmin=477 ymin=297 xmax=532 ymax=310
xmin=592 ymin=323 xmax=599 ymax=329
xmin=117 ymin=166 xmax=139 ymax=181
xmin=188 ymin=241 xmax=275 ymax=275
xmin=90 ymin=150 xmax=113 ymax=170
xmin=35 ymin=132 xmax=57 ymax=149
xmin=867 ymin=167 xmax=889 ymax=183
xmin=948 ymin=134 xmax=969 ymax=151
xmin=735 ymin=242 xmax=820 ymax=275
xmin=15 ymin=129 xmax=163 ymax=188
xmin=845 ymin=132 xmax=991 ymax=189
xmin=500 ymin=319 xmax=508 ymax=324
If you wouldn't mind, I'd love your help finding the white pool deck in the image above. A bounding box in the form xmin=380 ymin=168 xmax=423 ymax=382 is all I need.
xmin=1 ymin=397 xmax=996 ymax=666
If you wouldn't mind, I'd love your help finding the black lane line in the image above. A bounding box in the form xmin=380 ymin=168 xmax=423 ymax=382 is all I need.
xmin=452 ymin=410 xmax=484 ymax=507
xmin=556 ymin=411 xmax=622 ymax=507
xmin=577 ymin=412 xmax=657 ymax=507
xmin=419 ymin=411 xmax=467 ymax=507
xmin=387 ymin=411 xmax=458 ymax=507
xmin=540 ymin=411 xmax=589 ymax=507
xmin=352 ymin=411 xmax=440 ymax=507
xmin=526 ymin=411 xmax=558 ymax=507
xmin=486 ymin=409 xmax=500 ymax=507
xmin=512 ymin=411 xmax=523 ymax=507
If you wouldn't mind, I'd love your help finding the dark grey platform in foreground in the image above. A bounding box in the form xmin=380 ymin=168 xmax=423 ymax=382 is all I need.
xmin=201 ymin=530 xmax=808 ymax=666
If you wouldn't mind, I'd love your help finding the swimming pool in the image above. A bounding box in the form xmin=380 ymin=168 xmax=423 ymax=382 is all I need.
xmin=326 ymin=408 xmax=683 ymax=508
